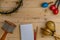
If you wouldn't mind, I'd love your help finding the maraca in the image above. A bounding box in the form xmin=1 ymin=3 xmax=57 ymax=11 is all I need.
xmin=53 ymin=8 xmax=59 ymax=15
xmin=41 ymin=2 xmax=53 ymax=8
xmin=49 ymin=0 xmax=59 ymax=15
xmin=46 ymin=21 xmax=55 ymax=32
xmin=49 ymin=0 xmax=58 ymax=11
xmin=53 ymin=0 xmax=60 ymax=15
xmin=50 ymin=5 xmax=59 ymax=15
xmin=49 ymin=5 xmax=56 ymax=11
xmin=41 ymin=21 xmax=55 ymax=36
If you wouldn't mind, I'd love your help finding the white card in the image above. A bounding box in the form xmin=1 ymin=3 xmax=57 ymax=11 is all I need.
xmin=20 ymin=24 xmax=34 ymax=40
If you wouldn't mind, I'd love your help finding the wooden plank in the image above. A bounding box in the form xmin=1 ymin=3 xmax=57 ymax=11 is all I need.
xmin=0 ymin=0 xmax=60 ymax=40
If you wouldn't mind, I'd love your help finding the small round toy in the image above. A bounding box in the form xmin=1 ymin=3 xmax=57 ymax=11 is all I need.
xmin=49 ymin=5 xmax=56 ymax=11
xmin=41 ymin=2 xmax=49 ymax=8
xmin=41 ymin=2 xmax=53 ymax=8
xmin=46 ymin=21 xmax=55 ymax=32
xmin=53 ymin=8 xmax=59 ymax=15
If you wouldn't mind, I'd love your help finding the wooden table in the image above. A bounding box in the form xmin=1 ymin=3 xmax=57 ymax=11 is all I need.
xmin=0 ymin=0 xmax=60 ymax=40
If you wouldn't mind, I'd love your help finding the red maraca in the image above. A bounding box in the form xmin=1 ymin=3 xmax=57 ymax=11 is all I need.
xmin=49 ymin=5 xmax=56 ymax=11
xmin=49 ymin=0 xmax=59 ymax=15
xmin=53 ymin=0 xmax=60 ymax=15
xmin=50 ymin=0 xmax=58 ymax=11
xmin=53 ymin=8 xmax=59 ymax=15
xmin=49 ymin=5 xmax=58 ymax=15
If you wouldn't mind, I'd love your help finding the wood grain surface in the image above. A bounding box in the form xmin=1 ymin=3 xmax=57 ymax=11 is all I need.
xmin=0 ymin=0 xmax=60 ymax=40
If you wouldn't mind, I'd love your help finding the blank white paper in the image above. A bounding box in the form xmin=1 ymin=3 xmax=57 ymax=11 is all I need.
xmin=20 ymin=24 xmax=34 ymax=40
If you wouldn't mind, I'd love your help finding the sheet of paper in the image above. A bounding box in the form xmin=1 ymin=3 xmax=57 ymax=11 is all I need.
xmin=20 ymin=24 xmax=34 ymax=40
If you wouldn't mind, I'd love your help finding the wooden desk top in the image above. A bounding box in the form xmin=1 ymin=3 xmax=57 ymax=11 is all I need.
xmin=0 ymin=0 xmax=60 ymax=40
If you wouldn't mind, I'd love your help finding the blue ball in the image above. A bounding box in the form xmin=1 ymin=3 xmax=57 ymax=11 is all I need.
xmin=41 ymin=2 xmax=49 ymax=8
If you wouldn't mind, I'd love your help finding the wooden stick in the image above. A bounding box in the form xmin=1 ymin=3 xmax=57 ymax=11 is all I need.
xmin=0 ymin=31 xmax=8 ymax=40
xmin=34 ymin=27 xmax=38 ymax=40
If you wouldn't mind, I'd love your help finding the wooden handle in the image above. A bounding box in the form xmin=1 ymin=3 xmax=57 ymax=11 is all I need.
xmin=48 ymin=2 xmax=53 ymax=4
xmin=0 ymin=31 xmax=8 ymax=40
xmin=34 ymin=31 xmax=36 ymax=40
xmin=34 ymin=27 xmax=38 ymax=40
